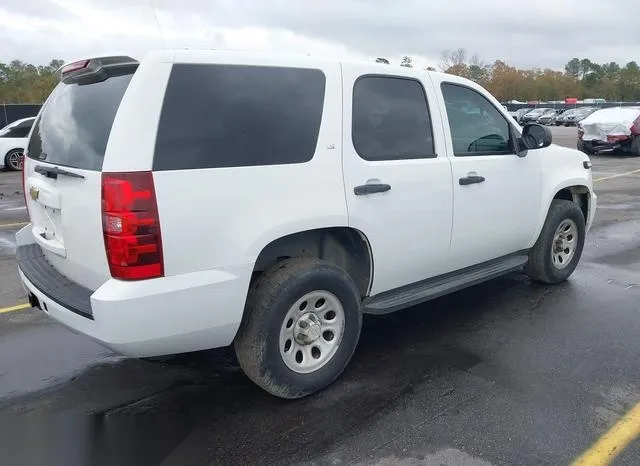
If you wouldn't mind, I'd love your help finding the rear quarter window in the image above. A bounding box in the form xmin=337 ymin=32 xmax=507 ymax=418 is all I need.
xmin=153 ymin=64 xmax=326 ymax=170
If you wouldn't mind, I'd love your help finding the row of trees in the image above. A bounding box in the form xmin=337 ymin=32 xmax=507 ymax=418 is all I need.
xmin=380 ymin=49 xmax=640 ymax=102
xmin=0 ymin=60 xmax=63 ymax=104
xmin=2 ymin=52 xmax=640 ymax=103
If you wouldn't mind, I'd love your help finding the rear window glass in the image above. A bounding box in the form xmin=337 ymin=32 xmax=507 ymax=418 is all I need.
xmin=153 ymin=64 xmax=326 ymax=170
xmin=27 ymin=73 xmax=134 ymax=171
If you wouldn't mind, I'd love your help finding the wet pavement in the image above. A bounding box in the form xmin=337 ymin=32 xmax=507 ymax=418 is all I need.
xmin=1 ymin=127 xmax=640 ymax=465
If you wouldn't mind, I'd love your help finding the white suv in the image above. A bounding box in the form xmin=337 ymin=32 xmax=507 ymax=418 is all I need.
xmin=17 ymin=51 xmax=596 ymax=399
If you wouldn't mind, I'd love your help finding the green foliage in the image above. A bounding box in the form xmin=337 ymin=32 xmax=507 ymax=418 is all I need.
xmin=399 ymin=50 xmax=640 ymax=102
xmin=438 ymin=51 xmax=640 ymax=102
xmin=5 ymin=55 xmax=640 ymax=104
xmin=0 ymin=59 xmax=63 ymax=103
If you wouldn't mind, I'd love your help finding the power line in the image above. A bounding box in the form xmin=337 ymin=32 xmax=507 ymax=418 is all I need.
xmin=147 ymin=0 xmax=166 ymax=47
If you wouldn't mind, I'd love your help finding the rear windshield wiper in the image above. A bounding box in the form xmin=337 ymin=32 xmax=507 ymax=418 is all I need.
xmin=35 ymin=165 xmax=85 ymax=179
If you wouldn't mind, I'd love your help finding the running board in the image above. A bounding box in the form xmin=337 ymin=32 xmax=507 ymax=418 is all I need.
xmin=362 ymin=252 xmax=529 ymax=315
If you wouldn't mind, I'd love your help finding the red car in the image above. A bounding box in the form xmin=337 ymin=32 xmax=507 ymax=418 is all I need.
xmin=578 ymin=107 xmax=640 ymax=156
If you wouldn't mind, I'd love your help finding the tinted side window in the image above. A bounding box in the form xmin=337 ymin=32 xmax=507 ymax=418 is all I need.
xmin=441 ymin=83 xmax=513 ymax=156
xmin=10 ymin=122 xmax=32 ymax=138
xmin=153 ymin=64 xmax=326 ymax=170
xmin=352 ymin=76 xmax=435 ymax=161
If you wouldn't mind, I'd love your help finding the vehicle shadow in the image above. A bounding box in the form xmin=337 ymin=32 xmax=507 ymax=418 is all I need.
xmin=0 ymin=273 xmax=573 ymax=466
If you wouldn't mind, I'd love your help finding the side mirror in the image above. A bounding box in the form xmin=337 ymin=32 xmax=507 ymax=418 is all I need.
xmin=520 ymin=123 xmax=552 ymax=151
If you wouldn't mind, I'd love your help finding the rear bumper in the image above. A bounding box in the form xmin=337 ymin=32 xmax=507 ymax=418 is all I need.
xmin=16 ymin=228 xmax=252 ymax=357
xmin=17 ymin=244 xmax=94 ymax=319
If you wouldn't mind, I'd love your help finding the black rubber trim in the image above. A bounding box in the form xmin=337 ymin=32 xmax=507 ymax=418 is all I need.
xmin=34 ymin=164 xmax=85 ymax=179
xmin=17 ymin=244 xmax=94 ymax=319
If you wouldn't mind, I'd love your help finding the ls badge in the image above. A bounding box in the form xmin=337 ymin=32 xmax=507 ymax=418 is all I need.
xmin=29 ymin=186 xmax=39 ymax=201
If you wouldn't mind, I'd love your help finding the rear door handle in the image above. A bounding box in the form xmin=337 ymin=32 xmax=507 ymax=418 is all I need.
xmin=459 ymin=175 xmax=485 ymax=186
xmin=354 ymin=183 xmax=391 ymax=195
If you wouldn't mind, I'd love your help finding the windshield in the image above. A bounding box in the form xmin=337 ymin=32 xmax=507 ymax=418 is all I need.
xmin=26 ymin=72 xmax=134 ymax=170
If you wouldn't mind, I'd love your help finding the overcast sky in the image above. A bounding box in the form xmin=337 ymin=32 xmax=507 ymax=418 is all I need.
xmin=1 ymin=0 xmax=638 ymax=70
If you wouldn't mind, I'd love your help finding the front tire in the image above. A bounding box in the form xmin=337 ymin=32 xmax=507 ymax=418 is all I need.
xmin=4 ymin=149 xmax=24 ymax=171
xmin=234 ymin=258 xmax=362 ymax=399
xmin=525 ymin=199 xmax=586 ymax=284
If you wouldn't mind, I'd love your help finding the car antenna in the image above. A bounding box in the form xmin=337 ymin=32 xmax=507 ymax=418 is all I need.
xmin=147 ymin=0 xmax=166 ymax=47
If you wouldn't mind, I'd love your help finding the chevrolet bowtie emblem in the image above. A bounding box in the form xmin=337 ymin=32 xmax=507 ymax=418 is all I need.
xmin=29 ymin=186 xmax=39 ymax=201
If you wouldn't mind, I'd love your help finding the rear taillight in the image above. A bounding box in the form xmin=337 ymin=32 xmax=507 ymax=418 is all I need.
xmin=60 ymin=59 xmax=90 ymax=76
xmin=631 ymin=116 xmax=640 ymax=136
xmin=101 ymin=171 xmax=163 ymax=280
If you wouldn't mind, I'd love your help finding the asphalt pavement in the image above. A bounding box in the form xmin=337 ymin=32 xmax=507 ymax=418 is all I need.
xmin=1 ymin=126 xmax=640 ymax=466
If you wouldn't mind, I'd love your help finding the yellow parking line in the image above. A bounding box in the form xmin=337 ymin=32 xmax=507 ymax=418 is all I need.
xmin=572 ymin=401 xmax=640 ymax=466
xmin=0 ymin=221 xmax=28 ymax=229
xmin=594 ymin=169 xmax=640 ymax=183
xmin=0 ymin=303 xmax=31 ymax=314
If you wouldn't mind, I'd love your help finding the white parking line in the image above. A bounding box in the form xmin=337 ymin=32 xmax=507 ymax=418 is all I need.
xmin=594 ymin=169 xmax=640 ymax=183
xmin=0 ymin=222 xmax=28 ymax=229
xmin=0 ymin=236 xmax=16 ymax=248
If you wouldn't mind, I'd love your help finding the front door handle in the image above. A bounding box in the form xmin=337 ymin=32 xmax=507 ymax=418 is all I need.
xmin=459 ymin=175 xmax=485 ymax=186
xmin=354 ymin=183 xmax=391 ymax=195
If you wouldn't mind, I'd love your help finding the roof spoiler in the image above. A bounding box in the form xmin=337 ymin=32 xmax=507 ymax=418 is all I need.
xmin=56 ymin=55 xmax=139 ymax=84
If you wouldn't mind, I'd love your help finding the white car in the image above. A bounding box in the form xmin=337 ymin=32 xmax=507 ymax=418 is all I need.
xmin=17 ymin=51 xmax=597 ymax=399
xmin=0 ymin=117 xmax=35 ymax=171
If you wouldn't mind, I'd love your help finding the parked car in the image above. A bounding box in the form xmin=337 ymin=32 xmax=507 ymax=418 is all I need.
xmin=556 ymin=108 xmax=576 ymax=126
xmin=0 ymin=117 xmax=35 ymax=171
xmin=17 ymin=51 xmax=596 ymax=399
xmin=537 ymin=109 xmax=564 ymax=126
xmin=521 ymin=108 xmax=555 ymax=124
xmin=513 ymin=108 xmax=533 ymax=124
xmin=578 ymin=107 xmax=640 ymax=156
xmin=562 ymin=107 xmax=598 ymax=126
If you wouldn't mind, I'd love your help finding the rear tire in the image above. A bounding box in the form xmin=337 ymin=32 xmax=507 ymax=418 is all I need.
xmin=4 ymin=149 xmax=24 ymax=171
xmin=525 ymin=199 xmax=585 ymax=284
xmin=234 ymin=258 xmax=362 ymax=399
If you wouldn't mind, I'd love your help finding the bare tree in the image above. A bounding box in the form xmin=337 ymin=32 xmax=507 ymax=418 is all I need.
xmin=440 ymin=48 xmax=466 ymax=71
xmin=469 ymin=54 xmax=484 ymax=68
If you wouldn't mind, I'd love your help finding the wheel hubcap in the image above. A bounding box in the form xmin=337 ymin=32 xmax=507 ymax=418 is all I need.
xmin=551 ymin=219 xmax=578 ymax=270
xmin=9 ymin=151 xmax=24 ymax=169
xmin=279 ymin=291 xmax=345 ymax=374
